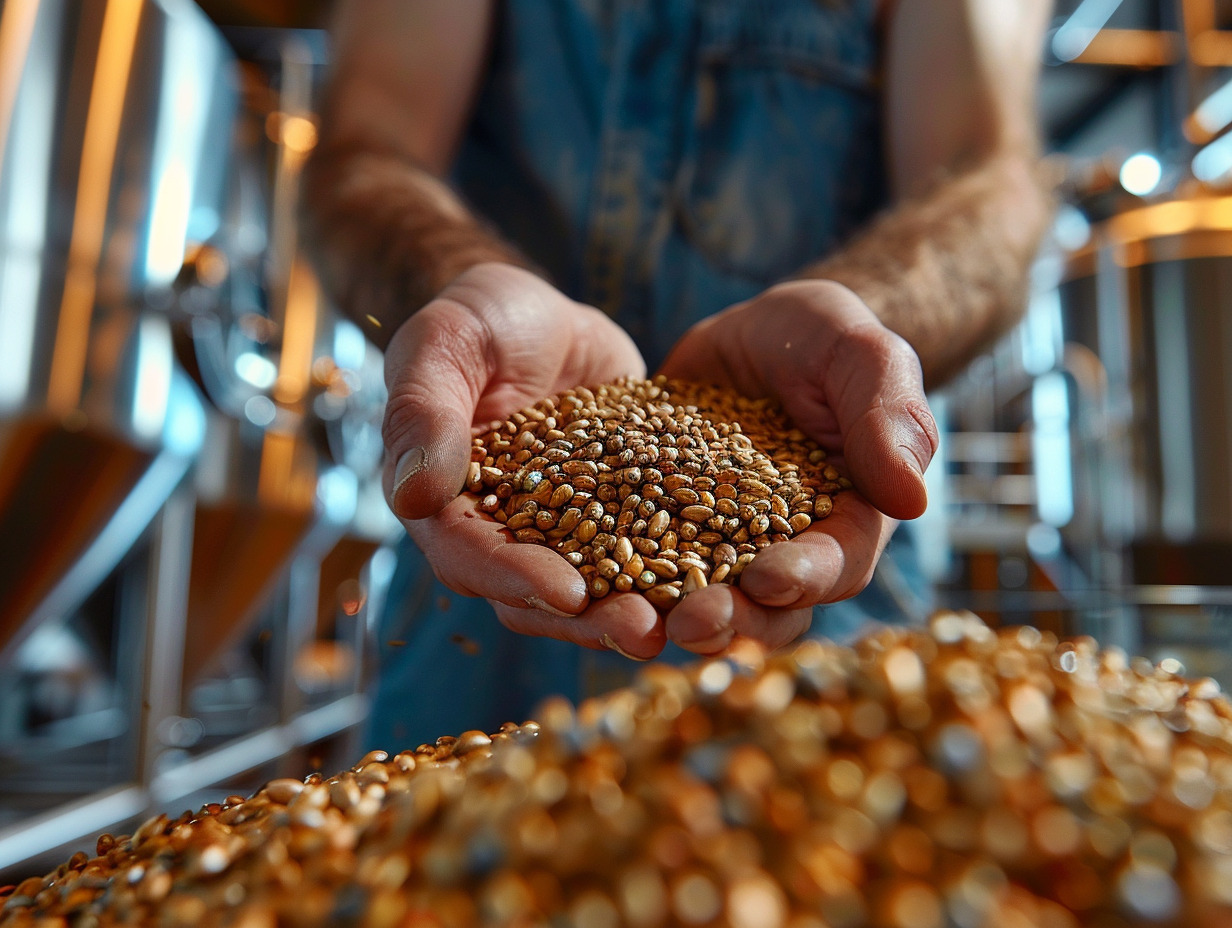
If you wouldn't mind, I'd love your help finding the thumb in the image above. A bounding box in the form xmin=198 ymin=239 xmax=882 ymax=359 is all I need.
xmin=843 ymin=397 xmax=938 ymax=520
xmin=824 ymin=324 xmax=939 ymax=521
xmin=381 ymin=298 xmax=489 ymax=520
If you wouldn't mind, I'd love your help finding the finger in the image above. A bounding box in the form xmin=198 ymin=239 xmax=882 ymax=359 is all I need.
xmin=666 ymin=583 xmax=812 ymax=654
xmin=715 ymin=282 xmax=937 ymax=520
xmin=820 ymin=323 xmax=938 ymax=521
xmin=404 ymin=496 xmax=588 ymax=615
xmin=737 ymin=494 xmax=897 ymax=608
xmin=382 ymin=297 xmax=492 ymax=520
xmin=663 ymin=583 xmax=736 ymax=654
xmin=559 ymin=304 xmax=648 ymax=392
xmin=494 ymin=593 xmax=666 ymax=660
xmin=657 ymin=313 xmax=744 ymax=387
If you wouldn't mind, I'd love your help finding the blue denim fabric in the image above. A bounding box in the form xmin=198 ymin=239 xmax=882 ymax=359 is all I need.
xmin=365 ymin=0 xmax=931 ymax=750
xmin=451 ymin=0 xmax=890 ymax=368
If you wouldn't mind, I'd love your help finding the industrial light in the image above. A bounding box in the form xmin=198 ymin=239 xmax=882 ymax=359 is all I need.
xmin=1191 ymin=76 xmax=1232 ymax=140
xmin=1119 ymin=152 xmax=1162 ymax=196
xmin=234 ymin=351 xmax=278 ymax=389
xmin=1052 ymin=203 xmax=1091 ymax=251
xmin=1192 ymin=133 xmax=1232 ymax=183
xmin=243 ymin=394 xmax=277 ymax=428
xmin=1051 ymin=0 xmax=1124 ymax=62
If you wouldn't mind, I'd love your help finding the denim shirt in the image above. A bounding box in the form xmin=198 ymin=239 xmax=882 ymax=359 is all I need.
xmin=452 ymin=0 xmax=889 ymax=367
xmin=367 ymin=0 xmax=927 ymax=750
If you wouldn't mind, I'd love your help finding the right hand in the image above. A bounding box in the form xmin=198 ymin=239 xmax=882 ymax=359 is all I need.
xmin=381 ymin=263 xmax=667 ymax=658
xmin=657 ymin=279 xmax=937 ymax=656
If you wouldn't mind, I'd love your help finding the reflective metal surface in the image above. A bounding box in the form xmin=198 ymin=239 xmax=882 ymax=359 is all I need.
xmin=184 ymin=413 xmax=321 ymax=684
xmin=934 ymin=204 xmax=1232 ymax=688
xmin=0 ymin=0 xmax=234 ymax=656
xmin=169 ymin=40 xmax=394 ymax=684
xmin=0 ymin=10 xmax=396 ymax=876
xmin=1060 ymin=201 xmax=1232 ymax=586
xmin=0 ymin=0 xmax=235 ymax=414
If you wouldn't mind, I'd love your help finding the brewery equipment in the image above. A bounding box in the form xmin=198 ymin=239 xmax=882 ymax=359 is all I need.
xmin=0 ymin=0 xmax=229 ymax=663
xmin=0 ymin=0 xmax=396 ymax=878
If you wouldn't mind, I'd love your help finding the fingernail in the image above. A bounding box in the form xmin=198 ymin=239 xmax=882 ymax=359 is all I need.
xmin=897 ymin=435 xmax=930 ymax=478
xmin=601 ymin=633 xmax=650 ymax=662
xmin=526 ymin=595 xmax=574 ymax=618
xmin=391 ymin=447 xmax=428 ymax=507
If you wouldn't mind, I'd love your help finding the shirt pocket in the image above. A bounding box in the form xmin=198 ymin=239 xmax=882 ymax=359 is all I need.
xmin=671 ymin=0 xmax=888 ymax=285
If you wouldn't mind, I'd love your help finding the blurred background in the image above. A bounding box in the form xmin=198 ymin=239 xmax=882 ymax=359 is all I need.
xmin=1 ymin=0 xmax=1231 ymax=881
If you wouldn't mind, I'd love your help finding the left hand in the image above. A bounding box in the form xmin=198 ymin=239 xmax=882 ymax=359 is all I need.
xmin=657 ymin=279 xmax=939 ymax=654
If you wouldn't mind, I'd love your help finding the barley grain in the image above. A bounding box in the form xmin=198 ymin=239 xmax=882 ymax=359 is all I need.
xmin=465 ymin=377 xmax=847 ymax=609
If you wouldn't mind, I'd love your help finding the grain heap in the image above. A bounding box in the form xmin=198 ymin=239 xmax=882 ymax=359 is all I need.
xmin=4 ymin=613 xmax=1232 ymax=928
xmin=464 ymin=376 xmax=849 ymax=608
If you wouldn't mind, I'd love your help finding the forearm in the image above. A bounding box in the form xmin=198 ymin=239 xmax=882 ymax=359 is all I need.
xmin=803 ymin=153 xmax=1056 ymax=390
xmin=301 ymin=140 xmax=528 ymax=350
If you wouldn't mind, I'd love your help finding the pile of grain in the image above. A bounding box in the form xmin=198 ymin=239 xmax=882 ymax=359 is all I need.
xmin=465 ymin=376 xmax=849 ymax=608
xmin=3 ymin=614 xmax=1231 ymax=928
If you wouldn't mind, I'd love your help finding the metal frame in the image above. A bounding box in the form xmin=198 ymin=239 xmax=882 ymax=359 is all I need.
xmin=0 ymin=481 xmax=384 ymax=877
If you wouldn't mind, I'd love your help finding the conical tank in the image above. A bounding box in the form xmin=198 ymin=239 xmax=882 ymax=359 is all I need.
xmin=0 ymin=0 xmax=235 ymax=658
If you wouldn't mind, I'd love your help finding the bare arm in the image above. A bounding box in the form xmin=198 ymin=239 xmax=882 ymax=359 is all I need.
xmin=657 ymin=0 xmax=1054 ymax=649
xmin=303 ymin=1 xmax=657 ymax=655
xmin=301 ymin=0 xmax=525 ymax=350
xmin=804 ymin=0 xmax=1056 ymax=389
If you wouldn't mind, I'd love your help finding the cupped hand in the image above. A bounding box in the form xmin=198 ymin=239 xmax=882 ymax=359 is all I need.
xmin=380 ymin=263 xmax=669 ymax=658
xmin=658 ymin=279 xmax=939 ymax=655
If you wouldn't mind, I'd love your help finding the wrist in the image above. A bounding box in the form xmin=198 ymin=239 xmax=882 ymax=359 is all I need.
xmin=303 ymin=144 xmax=534 ymax=349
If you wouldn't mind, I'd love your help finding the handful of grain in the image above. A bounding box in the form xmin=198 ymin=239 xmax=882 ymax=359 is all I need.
xmin=4 ymin=614 xmax=1231 ymax=928
xmin=464 ymin=376 xmax=849 ymax=608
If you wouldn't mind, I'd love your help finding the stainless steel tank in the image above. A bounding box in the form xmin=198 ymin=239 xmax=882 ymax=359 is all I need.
xmin=0 ymin=0 xmax=234 ymax=659
xmin=0 ymin=10 xmax=396 ymax=875
xmin=1059 ymin=194 xmax=1232 ymax=587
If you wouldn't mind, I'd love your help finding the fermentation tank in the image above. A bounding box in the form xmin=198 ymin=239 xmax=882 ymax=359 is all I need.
xmin=0 ymin=1 xmax=396 ymax=878
xmin=946 ymin=190 xmax=1232 ymax=681
xmin=1060 ymin=195 xmax=1232 ymax=588
xmin=0 ymin=0 xmax=232 ymax=662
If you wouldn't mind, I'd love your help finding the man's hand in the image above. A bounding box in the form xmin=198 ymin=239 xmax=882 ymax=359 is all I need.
xmin=657 ymin=279 xmax=939 ymax=654
xmin=381 ymin=263 xmax=671 ymax=658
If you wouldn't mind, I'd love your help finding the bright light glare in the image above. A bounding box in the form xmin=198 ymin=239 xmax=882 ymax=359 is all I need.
xmin=235 ymin=351 xmax=277 ymax=389
xmin=1193 ymin=78 xmax=1232 ymax=137
xmin=281 ymin=115 xmax=318 ymax=153
xmin=1192 ymin=133 xmax=1232 ymax=183
xmin=317 ymin=466 xmax=358 ymax=524
xmin=143 ymin=18 xmax=210 ymax=285
xmin=131 ymin=315 xmax=172 ymax=440
xmin=0 ymin=11 xmax=55 ymax=410
xmin=243 ymin=394 xmax=277 ymax=427
xmin=1031 ymin=372 xmax=1074 ymax=528
xmin=1053 ymin=204 xmax=1091 ymax=252
xmin=1120 ymin=153 xmax=1162 ymax=196
xmin=1051 ymin=0 xmax=1124 ymax=62
xmin=163 ymin=372 xmax=206 ymax=456
xmin=146 ymin=159 xmax=192 ymax=281
xmin=1026 ymin=522 xmax=1062 ymax=559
